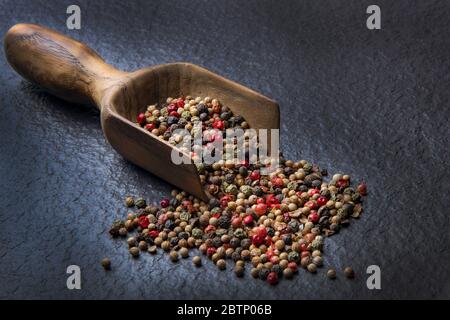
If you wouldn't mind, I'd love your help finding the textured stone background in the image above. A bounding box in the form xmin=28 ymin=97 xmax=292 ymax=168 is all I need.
xmin=0 ymin=0 xmax=449 ymax=299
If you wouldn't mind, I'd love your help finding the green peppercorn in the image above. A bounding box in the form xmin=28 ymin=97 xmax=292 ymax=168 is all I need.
xmin=327 ymin=269 xmax=337 ymax=279
xmin=101 ymin=258 xmax=111 ymax=270
xmin=125 ymin=196 xmax=134 ymax=207
xmin=135 ymin=198 xmax=146 ymax=208
xmin=129 ymin=247 xmax=140 ymax=258
xmin=193 ymin=256 xmax=202 ymax=267
xmin=344 ymin=267 xmax=355 ymax=279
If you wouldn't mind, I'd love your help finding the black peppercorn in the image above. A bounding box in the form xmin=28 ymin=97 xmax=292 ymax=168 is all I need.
xmin=259 ymin=268 xmax=270 ymax=280
xmin=253 ymin=187 xmax=263 ymax=197
xmin=231 ymin=252 xmax=241 ymax=262
xmin=271 ymin=264 xmax=283 ymax=276
xmin=240 ymin=239 xmax=251 ymax=249
xmin=230 ymin=237 xmax=240 ymax=248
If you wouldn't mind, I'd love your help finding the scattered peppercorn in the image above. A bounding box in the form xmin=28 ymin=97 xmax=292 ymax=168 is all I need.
xmin=234 ymin=266 xmax=245 ymax=277
xmin=327 ymin=269 xmax=337 ymax=279
xmin=125 ymin=196 xmax=134 ymax=207
xmin=129 ymin=247 xmax=139 ymax=258
xmin=344 ymin=267 xmax=355 ymax=279
xmin=169 ymin=251 xmax=179 ymax=262
xmin=108 ymin=95 xmax=368 ymax=286
xmin=193 ymin=256 xmax=202 ymax=267
xmin=217 ymin=259 xmax=226 ymax=270
xmin=101 ymin=258 xmax=111 ymax=270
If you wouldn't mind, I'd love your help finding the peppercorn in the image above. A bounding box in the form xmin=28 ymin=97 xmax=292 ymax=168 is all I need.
xmin=251 ymin=268 xmax=259 ymax=278
xmin=129 ymin=247 xmax=140 ymax=258
xmin=169 ymin=250 xmax=179 ymax=262
xmin=179 ymin=247 xmax=189 ymax=258
xmin=161 ymin=241 xmax=170 ymax=251
xmin=307 ymin=263 xmax=317 ymax=273
xmin=193 ymin=256 xmax=202 ymax=267
xmin=327 ymin=269 xmax=337 ymax=279
xmin=312 ymin=256 xmax=323 ymax=267
xmin=283 ymin=267 xmax=293 ymax=279
xmin=344 ymin=267 xmax=355 ymax=279
xmin=125 ymin=196 xmax=134 ymax=207
xmin=101 ymin=258 xmax=111 ymax=270
xmin=258 ymin=268 xmax=270 ymax=280
xmin=216 ymin=259 xmax=226 ymax=270
xmin=119 ymin=227 xmax=128 ymax=237
xmin=148 ymin=245 xmax=157 ymax=254
xmin=127 ymin=237 xmax=136 ymax=247
xmin=234 ymin=266 xmax=245 ymax=277
xmin=266 ymin=271 xmax=278 ymax=285
xmin=135 ymin=198 xmax=146 ymax=208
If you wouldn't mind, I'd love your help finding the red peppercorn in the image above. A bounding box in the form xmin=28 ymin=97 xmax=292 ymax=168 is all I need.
xmin=205 ymin=225 xmax=216 ymax=233
xmin=266 ymin=194 xmax=279 ymax=205
xmin=243 ymin=215 xmax=254 ymax=225
xmin=256 ymin=198 xmax=265 ymax=204
xmin=206 ymin=247 xmax=216 ymax=257
xmin=357 ymin=182 xmax=368 ymax=196
xmin=271 ymin=177 xmax=284 ymax=188
xmin=308 ymin=188 xmax=320 ymax=197
xmin=249 ymin=170 xmax=261 ymax=181
xmin=149 ymin=230 xmax=159 ymax=238
xmin=220 ymin=195 xmax=232 ymax=208
xmin=299 ymin=243 xmax=309 ymax=252
xmin=176 ymin=99 xmax=185 ymax=108
xmin=308 ymin=212 xmax=319 ymax=223
xmin=138 ymin=216 xmax=149 ymax=229
xmin=167 ymin=104 xmax=177 ymax=113
xmin=288 ymin=262 xmax=298 ymax=272
xmin=267 ymin=271 xmax=278 ymax=285
xmin=337 ymin=179 xmax=349 ymax=188
xmin=254 ymin=203 xmax=267 ymax=216
xmin=251 ymin=234 xmax=264 ymax=246
xmin=265 ymin=236 xmax=273 ymax=246
xmin=144 ymin=123 xmax=155 ymax=131
xmin=231 ymin=216 xmax=242 ymax=229
xmin=265 ymin=250 xmax=275 ymax=260
xmin=212 ymin=120 xmax=224 ymax=130
xmin=137 ymin=113 xmax=146 ymax=125
xmin=169 ymin=111 xmax=180 ymax=118
xmin=301 ymin=251 xmax=310 ymax=259
xmin=317 ymin=196 xmax=327 ymax=207
xmin=160 ymin=198 xmax=170 ymax=208
xmin=304 ymin=200 xmax=318 ymax=210
xmin=255 ymin=226 xmax=267 ymax=238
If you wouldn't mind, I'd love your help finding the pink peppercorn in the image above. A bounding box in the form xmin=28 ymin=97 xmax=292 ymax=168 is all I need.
xmin=137 ymin=113 xmax=146 ymax=125
xmin=160 ymin=199 xmax=170 ymax=208
xmin=267 ymin=271 xmax=278 ymax=285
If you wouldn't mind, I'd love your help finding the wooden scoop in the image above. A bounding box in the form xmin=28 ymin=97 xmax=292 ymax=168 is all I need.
xmin=4 ymin=23 xmax=280 ymax=201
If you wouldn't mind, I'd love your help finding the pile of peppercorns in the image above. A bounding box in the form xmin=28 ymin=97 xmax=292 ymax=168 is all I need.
xmin=108 ymin=97 xmax=367 ymax=285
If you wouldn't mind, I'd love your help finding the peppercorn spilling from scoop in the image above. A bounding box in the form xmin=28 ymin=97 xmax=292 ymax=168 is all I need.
xmin=109 ymin=96 xmax=367 ymax=285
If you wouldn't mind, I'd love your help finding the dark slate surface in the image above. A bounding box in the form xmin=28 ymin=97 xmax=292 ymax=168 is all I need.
xmin=0 ymin=0 xmax=449 ymax=300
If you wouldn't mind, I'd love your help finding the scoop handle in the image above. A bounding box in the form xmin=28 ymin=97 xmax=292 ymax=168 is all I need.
xmin=4 ymin=23 xmax=126 ymax=107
